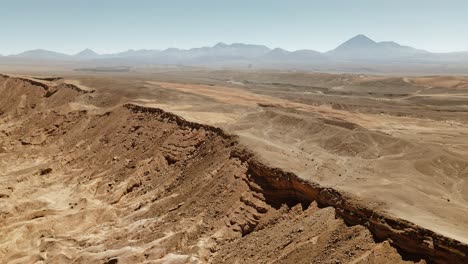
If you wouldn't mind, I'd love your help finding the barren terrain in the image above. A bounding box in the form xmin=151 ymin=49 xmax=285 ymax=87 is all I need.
xmin=1 ymin=69 xmax=468 ymax=263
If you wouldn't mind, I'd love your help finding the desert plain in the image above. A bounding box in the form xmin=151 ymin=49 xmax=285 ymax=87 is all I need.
xmin=1 ymin=66 xmax=468 ymax=263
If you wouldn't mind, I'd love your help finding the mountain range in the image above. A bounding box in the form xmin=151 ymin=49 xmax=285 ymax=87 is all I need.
xmin=2 ymin=34 xmax=468 ymax=73
xmin=327 ymin=34 xmax=429 ymax=60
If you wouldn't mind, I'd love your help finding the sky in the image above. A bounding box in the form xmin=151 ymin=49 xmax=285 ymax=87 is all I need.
xmin=1 ymin=0 xmax=467 ymax=55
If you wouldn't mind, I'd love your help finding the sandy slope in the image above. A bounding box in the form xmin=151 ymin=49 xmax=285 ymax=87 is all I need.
xmin=1 ymin=72 xmax=468 ymax=263
xmin=0 ymin=74 xmax=425 ymax=263
xmin=138 ymin=77 xmax=468 ymax=244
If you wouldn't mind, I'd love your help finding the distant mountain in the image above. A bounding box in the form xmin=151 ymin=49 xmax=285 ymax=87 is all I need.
xmin=3 ymin=36 xmax=468 ymax=74
xmin=263 ymin=48 xmax=290 ymax=59
xmin=332 ymin=34 xmax=377 ymax=52
xmin=150 ymin=43 xmax=271 ymax=64
xmin=419 ymin=51 xmax=468 ymax=63
xmin=210 ymin=42 xmax=270 ymax=58
xmin=263 ymin=48 xmax=324 ymax=60
xmin=75 ymin=48 xmax=100 ymax=59
xmin=11 ymin=49 xmax=71 ymax=60
xmin=327 ymin=34 xmax=428 ymax=60
xmin=182 ymin=43 xmax=270 ymax=59
xmin=110 ymin=49 xmax=161 ymax=58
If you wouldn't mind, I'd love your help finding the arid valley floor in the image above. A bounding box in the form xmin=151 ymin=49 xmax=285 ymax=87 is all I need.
xmin=1 ymin=67 xmax=468 ymax=263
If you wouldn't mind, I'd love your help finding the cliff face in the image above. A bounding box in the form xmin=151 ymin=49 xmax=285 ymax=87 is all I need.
xmin=0 ymin=74 xmax=466 ymax=263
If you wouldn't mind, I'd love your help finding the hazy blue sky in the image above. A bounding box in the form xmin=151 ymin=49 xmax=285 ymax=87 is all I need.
xmin=1 ymin=0 xmax=467 ymax=55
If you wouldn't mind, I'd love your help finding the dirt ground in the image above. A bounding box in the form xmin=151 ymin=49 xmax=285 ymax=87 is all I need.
xmin=76 ymin=68 xmax=468 ymax=243
xmin=1 ymin=68 xmax=468 ymax=263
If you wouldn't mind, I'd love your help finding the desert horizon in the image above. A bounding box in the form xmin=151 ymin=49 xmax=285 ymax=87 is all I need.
xmin=1 ymin=1 xmax=468 ymax=264
xmin=2 ymin=34 xmax=468 ymax=76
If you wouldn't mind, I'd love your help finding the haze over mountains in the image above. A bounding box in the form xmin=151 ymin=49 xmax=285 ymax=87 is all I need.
xmin=2 ymin=34 xmax=468 ymax=74
xmin=327 ymin=34 xmax=429 ymax=60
